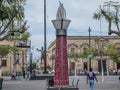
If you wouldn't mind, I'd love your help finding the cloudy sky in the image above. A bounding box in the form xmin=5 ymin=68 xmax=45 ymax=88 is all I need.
xmin=24 ymin=0 xmax=120 ymax=59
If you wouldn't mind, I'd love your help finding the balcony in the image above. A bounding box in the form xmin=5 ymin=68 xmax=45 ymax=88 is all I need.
xmin=14 ymin=40 xmax=31 ymax=48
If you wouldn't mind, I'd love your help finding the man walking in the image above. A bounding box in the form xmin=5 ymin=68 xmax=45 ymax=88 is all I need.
xmin=23 ymin=71 xmax=26 ymax=79
xmin=86 ymin=68 xmax=98 ymax=90
xmin=11 ymin=71 xmax=16 ymax=80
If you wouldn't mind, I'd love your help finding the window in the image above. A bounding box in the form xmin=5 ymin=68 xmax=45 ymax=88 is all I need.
xmin=117 ymin=47 xmax=120 ymax=53
xmin=83 ymin=62 xmax=87 ymax=69
xmin=71 ymin=47 xmax=75 ymax=54
xmin=1 ymin=59 xmax=7 ymax=66
xmin=83 ymin=47 xmax=87 ymax=52
xmin=70 ymin=62 xmax=75 ymax=70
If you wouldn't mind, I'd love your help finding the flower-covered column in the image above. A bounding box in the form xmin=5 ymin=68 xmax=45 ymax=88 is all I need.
xmin=55 ymin=35 xmax=68 ymax=86
xmin=52 ymin=1 xmax=71 ymax=87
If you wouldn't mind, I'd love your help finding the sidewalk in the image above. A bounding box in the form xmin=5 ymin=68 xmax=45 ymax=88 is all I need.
xmin=1 ymin=76 xmax=120 ymax=90
xmin=3 ymin=76 xmax=24 ymax=81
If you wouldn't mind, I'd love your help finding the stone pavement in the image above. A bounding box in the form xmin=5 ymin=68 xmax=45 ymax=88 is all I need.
xmin=1 ymin=76 xmax=120 ymax=90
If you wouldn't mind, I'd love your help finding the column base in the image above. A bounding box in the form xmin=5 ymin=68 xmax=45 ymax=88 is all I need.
xmin=47 ymin=86 xmax=79 ymax=90
xmin=43 ymin=71 xmax=49 ymax=74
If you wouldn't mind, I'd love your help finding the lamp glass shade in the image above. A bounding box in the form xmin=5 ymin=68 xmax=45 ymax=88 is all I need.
xmin=52 ymin=19 xmax=71 ymax=30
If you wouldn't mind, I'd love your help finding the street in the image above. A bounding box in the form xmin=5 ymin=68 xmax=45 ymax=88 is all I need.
xmin=2 ymin=76 xmax=120 ymax=90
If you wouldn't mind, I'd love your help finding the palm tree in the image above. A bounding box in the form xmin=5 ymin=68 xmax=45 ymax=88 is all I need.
xmin=93 ymin=1 xmax=120 ymax=36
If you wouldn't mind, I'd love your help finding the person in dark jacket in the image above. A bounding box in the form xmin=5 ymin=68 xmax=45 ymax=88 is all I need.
xmin=11 ymin=71 xmax=16 ymax=80
xmin=23 ymin=71 xmax=26 ymax=79
xmin=86 ymin=68 xmax=98 ymax=90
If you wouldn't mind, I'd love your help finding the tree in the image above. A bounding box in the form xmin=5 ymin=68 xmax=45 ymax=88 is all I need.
xmin=0 ymin=45 xmax=19 ymax=57
xmin=68 ymin=53 xmax=81 ymax=76
xmin=0 ymin=45 xmax=11 ymax=77
xmin=0 ymin=0 xmax=29 ymax=77
xmin=27 ymin=62 xmax=37 ymax=71
xmin=0 ymin=45 xmax=11 ymax=57
xmin=81 ymin=48 xmax=95 ymax=59
xmin=107 ymin=43 xmax=120 ymax=63
xmin=0 ymin=45 xmax=20 ymax=75
xmin=21 ymin=32 xmax=30 ymax=41
xmin=93 ymin=1 xmax=120 ymax=36
xmin=0 ymin=0 xmax=28 ymax=40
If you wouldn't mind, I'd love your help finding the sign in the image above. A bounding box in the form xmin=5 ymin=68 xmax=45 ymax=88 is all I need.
xmin=87 ymin=52 xmax=93 ymax=59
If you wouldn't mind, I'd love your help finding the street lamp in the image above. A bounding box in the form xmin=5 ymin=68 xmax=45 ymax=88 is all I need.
xmin=43 ymin=0 xmax=48 ymax=74
xmin=22 ymin=51 xmax=25 ymax=74
xmin=29 ymin=52 xmax=32 ymax=75
xmin=88 ymin=27 xmax=92 ymax=68
xmin=28 ymin=40 xmax=33 ymax=79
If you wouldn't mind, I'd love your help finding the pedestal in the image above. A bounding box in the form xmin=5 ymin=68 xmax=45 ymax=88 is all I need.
xmin=47 ymin=87 xmax=79 ymax=90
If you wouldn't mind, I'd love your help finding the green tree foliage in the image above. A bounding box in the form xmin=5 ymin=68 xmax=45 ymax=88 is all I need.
xmin=81 ymin=48 xmax=95 ymax=59
xmin=0 ymin=0 xmax=28 ymax=40
xmin=0 ymin=45 xmax=19 ymax=57
xmin=0 ymin=45 xmax=11 ymax=57
xmin=107 ymin=43 xmax=120 ymax=63
xmin=68 ymin=53 xmax=81 ymax=62
xmin=10 ymin=46 xmax=20 ymax=52
xmin=93 ymin=1 xmax=120 ymax=36
xmin=21 ymin=32 xmax=30 ymax=41
xmin=8 ymin=31 xmax=30 ymax=41
xmin=31 ymin=62 xmax=37 ymax=70
xmin=28 ymin=62 xmax=37 ymax=71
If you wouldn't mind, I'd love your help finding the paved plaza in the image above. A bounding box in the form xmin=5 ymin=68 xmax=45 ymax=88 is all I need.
xmin=1 ymin=76 xmax=120 ymax=90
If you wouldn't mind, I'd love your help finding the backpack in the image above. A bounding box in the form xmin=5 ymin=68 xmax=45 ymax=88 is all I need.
xmin=88 ymin=72 xmax=95 ymax=80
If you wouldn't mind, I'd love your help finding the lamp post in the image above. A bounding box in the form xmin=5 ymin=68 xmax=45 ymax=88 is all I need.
xmin=88 ymin=27 xmax=91 ymax=68
xmin=43 ymin=0 xmax=48 ymax=74
xmin=28 ymin=40 xmax=33 ymax=78
xmin=52 ymin=2 xmax=71 ymax=86
xmin=22 ymin=51 xmax=25 ymax=74
xmin=29 ymin=52 xmax=32 ymax=76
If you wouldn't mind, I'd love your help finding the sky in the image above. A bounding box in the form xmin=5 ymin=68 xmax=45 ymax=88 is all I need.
xmin=24 ymin=0 xmax=120 ymax=59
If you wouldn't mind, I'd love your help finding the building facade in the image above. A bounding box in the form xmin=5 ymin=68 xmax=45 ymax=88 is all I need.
xmin=0 ymin=40 xmax=29 ymax=75
xmin=48 ymin=36 xmax=120 ymax=74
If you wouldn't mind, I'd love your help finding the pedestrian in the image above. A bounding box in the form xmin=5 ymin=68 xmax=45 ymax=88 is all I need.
xmin=23 ymin=71 xmax=26 ymax=79
xmin=86 ymin=68 xmax=98 ymax=90
xmin=32 ymin=70 xmax=36 ymax=77
xmin=11 ymin=71 xmax=16 ymax=80
xmin=26 ymin=71 xmax=30 ymax=79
